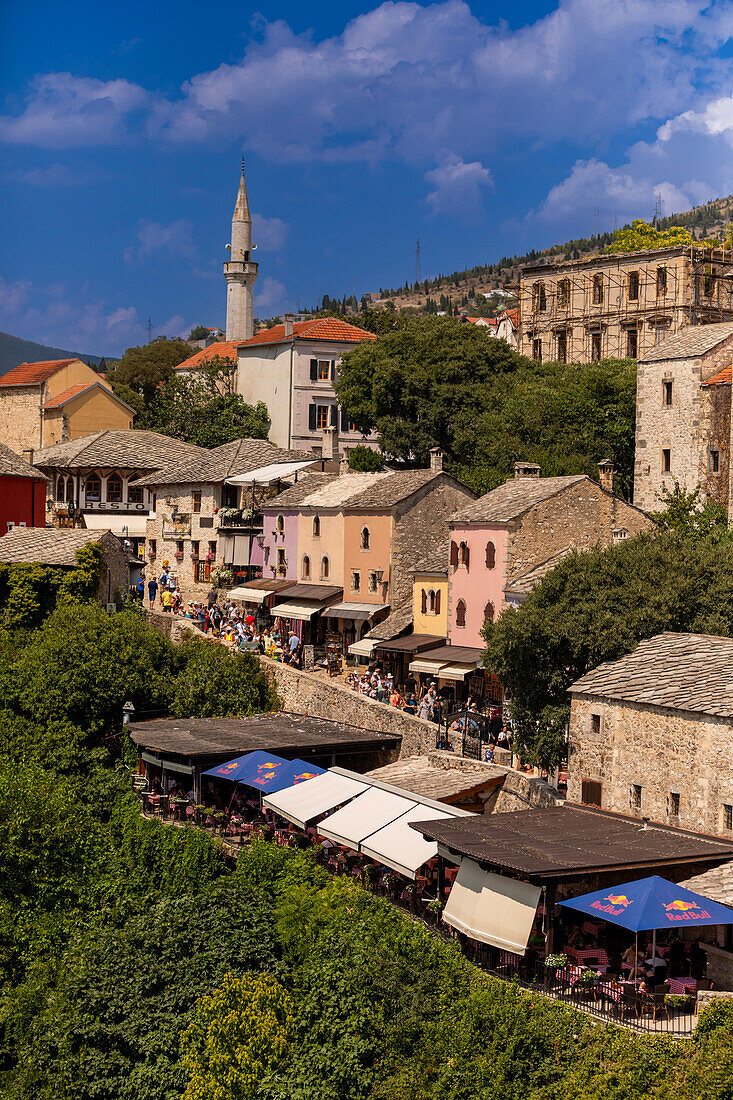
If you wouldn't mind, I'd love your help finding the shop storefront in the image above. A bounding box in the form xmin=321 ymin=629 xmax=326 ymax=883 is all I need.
xmin=320 ymin=602 xmax=390 ymax=653
xmin=372 ymin=633 xmax=445 ymax=690
xmin=271 ymin=584 xmax=343 ymax=645
xmin=407 ymin=644 xmax=486 ymax=707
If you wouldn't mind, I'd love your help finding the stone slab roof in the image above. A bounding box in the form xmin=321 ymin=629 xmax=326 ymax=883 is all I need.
xmin=34 ymin=430 xmax=206 ymax=471
xmin=639 ymin=322 xmax=733 ymax=362
xmin=363 ymin=600 xmax=413 ymax=641
xmin=266 ymin=469 xmax=464 ymax=513
xmin=132 ymin=438 xmax=311 ymax=487
xmin=505 ymin=547 xmax=573 ymax=597
xmin=450 ymin=475 xmax=587 ymax=526
xmin=570 ymin=632 xmax=733 ymax=718
xmin=0 ymin=442 xmax=48 ymax=480
xmin=411 ymin=544 xmax=449 ymax=575
xmin=263 ymin=474 xmax=338 ymax=509
xmin=346 ymin=469 xmax=446 ymax=509
xmin=367 ymin=755 xmax=505 ymax=801
xmin=680 ymin=860 xmax=733 ymax=907
xmin=0 ymin=526 xmax=114 ymax=566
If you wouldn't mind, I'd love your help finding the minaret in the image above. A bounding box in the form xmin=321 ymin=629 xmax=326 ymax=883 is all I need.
xmin=224 ymin=160 xmax=258 ymax=341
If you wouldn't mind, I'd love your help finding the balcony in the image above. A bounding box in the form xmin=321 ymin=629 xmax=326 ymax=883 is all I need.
xmin=216 ymin=507 xmax=259 ymax=530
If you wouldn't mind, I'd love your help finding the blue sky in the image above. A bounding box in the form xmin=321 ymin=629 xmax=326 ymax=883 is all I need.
xmin=2 ymin=0 xmax=733 ymax=355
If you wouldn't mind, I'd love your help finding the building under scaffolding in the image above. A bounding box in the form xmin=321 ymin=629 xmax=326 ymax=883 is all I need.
xmin=518 ymin=245 xmax=733 ymax=364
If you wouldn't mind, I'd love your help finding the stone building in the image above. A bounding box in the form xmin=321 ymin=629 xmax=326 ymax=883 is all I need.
xmin=0 ymin=525 xmax=135 ymax=606
xmin=519 ymin=245 xmax=733 ymax=365
xmin=568 ymin=632 xmax=733 ymax=838
xmin=135 ymin=438 xmax=315 ymax=600
xmin=632 ymin=322 xmax=733 ymax=515
xmin=33 ymin=429 xmax=206 ymax=553
xmin=0 ymin=358 xmax=134 ymax=455
xmin=446 ymin=462 xmax=653 ymax=648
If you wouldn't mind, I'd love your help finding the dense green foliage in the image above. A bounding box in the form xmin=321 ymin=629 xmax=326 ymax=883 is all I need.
xmin=1 ymin=607 xmax=732 ymax=1098
xmin=483 ymin=526 xmax=733 ymax=768
xmin=347 ymin=444 xmax=386 ymax=471
xmin=0 ymin=543 xmax=104 ymax=627
xmin=107 ymin=338 xmax=194 ymax=414
xmin=335 ymin=317 xmax=636 ymax=493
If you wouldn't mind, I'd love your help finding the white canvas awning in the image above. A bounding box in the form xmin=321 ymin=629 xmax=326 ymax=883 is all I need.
xmin=360 ymin=805 xmax=455 ymax=879
xmin=318 ymin=787 xmax=417 ymax=851
xmin=348 ymin=638 xmax=376 ymax=658
xmin=228 ymin=585 xmax=267 ymax=604
xmin=442 ymin=859 xmax=541 ymax=955
xmin=321 ymin=602 xmax=388 ymax=622
xmin=83 ymin=513 xmax=149 ymax=536
xmin=263 ymin=771 xmax=369 ymax=830
xmin=272 ymin=598 xmax=325 ymax=621
xmin=226 ymin=459 xmax=319 ymax=485
xmin=437 ymin=662 xmax=479 ymax=681
xmin=409 ymin=657 xmax=448 ymax=676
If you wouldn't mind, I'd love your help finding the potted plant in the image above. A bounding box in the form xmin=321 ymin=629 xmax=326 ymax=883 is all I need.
xmin=426 ymin=898 xmax=444 ymax=924
xmin=174 ymin=550 xmax=184 ymax=561
xmin=544 ymin=953 xmax=569 ymax=971
xmin=665 ymin=993 xmax=694 ymax=1010
xmin=577 ymin=968 xmax=601 ymax=989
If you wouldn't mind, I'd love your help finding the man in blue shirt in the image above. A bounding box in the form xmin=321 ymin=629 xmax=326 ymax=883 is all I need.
xmin=147 ymin=577 xmax=159 ymax=606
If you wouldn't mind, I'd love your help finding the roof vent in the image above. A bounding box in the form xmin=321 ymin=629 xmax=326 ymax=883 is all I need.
xmin=514 ymin=461 xmax=541 ymax=479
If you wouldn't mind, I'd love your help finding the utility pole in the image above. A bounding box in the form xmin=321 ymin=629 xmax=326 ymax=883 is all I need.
xmin=415 ymin=238 xmax=421 ymax=285
xmin=146 ymin=316 xmax=153 ymax=344
xmin=596 ymin=209 xmax=600 ymax=240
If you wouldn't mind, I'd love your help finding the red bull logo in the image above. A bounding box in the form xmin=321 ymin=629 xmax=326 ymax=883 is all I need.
xmin=294 ymin=771 xmax=318 ymax=783
xmin=665 ymin=900 xmax=698 ymax=912
xmin=664 ymin=899 xmax=711 ymax=920
xmin=605 ymin=894 xmax=632 ymax=907
xmin=590 ymin=893 xmax=634 ymax=916
xmin=258 ymin=761 xmax=281 ymax=770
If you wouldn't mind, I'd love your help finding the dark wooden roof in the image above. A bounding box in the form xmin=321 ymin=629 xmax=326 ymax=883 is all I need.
xmin=243 ymin=578 xmax=295 ymax=593
xmin=410 ymin=805 xmax=733 ymax=881
xmin=129 ymin=710 xmax=400 ymax=761
xmin=415 ymin=644 xmax=484 ymax=663
xmin=375 ymin=634 xmax=445 ymax=654
xmin=274 ymin=583 xmax=342 ymax=601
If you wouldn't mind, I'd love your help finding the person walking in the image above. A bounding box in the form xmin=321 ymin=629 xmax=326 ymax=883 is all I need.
xmin=418 ymin=685 xmax=437 ymax=721
xmin=161 ymin=588 xmax=173 ymax=613
xmin=147 ymin=576 xmax=159 ymax=607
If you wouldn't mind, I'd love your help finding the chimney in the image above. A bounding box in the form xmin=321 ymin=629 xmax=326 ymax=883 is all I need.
xmin=283 ymin=312 xmax=294 ymax=338
xmin=514 ymin=461 xmax=541 ymax=479
xmin=429 ymin=446 xmax=443 ymax=472
xmin=321 ymin=425 xmax=338 ymax=463
xmin=598 ymin=459 xmax=614 ymax=493
xmin=21 ymin=448 xmax=34 ymax=465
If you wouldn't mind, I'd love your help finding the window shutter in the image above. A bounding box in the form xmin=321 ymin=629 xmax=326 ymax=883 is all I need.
xmin=435 ymin=590 xmax=441 ymax=615
xmin=450 ymin=541 xmax=458 ymax=567
xmin=310 ymin=359 xmax=318 ymax=381
xmin=485 ymin=541 xmax=495 ymax=569
xmin=309 ymin=404 xmax=317 ymax=430
xmin=464 ymin=545 xmax=470 ymax=568
xmin=330 ymin=404 xmax=338 ymax=426
xmin=421 ymin=588 xmax=427 ymax=614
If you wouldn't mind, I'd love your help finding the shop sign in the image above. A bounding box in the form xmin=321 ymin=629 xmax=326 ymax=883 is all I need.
xmin=163 ymin=514 xmax=191 ymax=538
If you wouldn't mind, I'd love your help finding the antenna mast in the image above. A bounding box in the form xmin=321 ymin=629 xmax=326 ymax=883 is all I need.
xmin=146 ymin=316 xmax=153 ymax=344
xmin=414 ymin=238 xmax=421 ymax=285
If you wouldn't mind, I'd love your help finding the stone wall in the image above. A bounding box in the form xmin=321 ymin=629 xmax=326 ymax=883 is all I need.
xmin=390 ymin=476 xmax=476 ymax=608
xmin=145 ymin=484 xmax=222 ymax=601
xmin=699 ymin=379 xmax=731 ymax=506
xmin=490 ymin=770 xmax=564 ymax=813
xmin=0 ymin=386 xmax=41 ymax=454
xmin=568 ymin=693 xmax=733 ymax=836
xmin=506 ymin=479 xmax=653 ymax=585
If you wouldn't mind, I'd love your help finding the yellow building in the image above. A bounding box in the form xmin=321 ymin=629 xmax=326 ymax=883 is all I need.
xmin=412 ymin=548 xmax=449 ymax=638
xmin=0 ymin=358 xmax=134 ymax=456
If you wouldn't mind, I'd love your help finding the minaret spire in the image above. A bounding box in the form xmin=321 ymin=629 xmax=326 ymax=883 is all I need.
xmin=224 ymin=160 xmax=258 ymax=341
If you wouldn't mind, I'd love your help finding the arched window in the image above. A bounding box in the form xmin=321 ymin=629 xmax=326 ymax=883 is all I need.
xmin=485 ymin=541 xmax=496 ymax=569
xmin=321 ymin=555 xmax=329 ymax=580
xmin=484 ymin=601 xmax=495 ymax=623
xmin=302 ymin=554 xmax=310 ymax=579
xmin=65 ymin=477 xmax=74 ymax=503
xmin=107 ymin=473 xmax=123 ymax=503
xmin=456 ymin=599 xmax=467 ymax=627
xmin=313 ymin=515 xmax=321 ymax=537
xmin=435 ymin=589 xmax=441 ymax=615
xmin=277 ymin=515 xmax=285 ymax=535
xmin=428 ymin=588 xmax=436 ymax=612
xmin=450 ymin=541 xmax=458 ymax=567
xmin=56 ymin=475 xmax=65 ymax=501
xmin=361 ymin=526 xmax=370 ymax=550
xmin=459 ymin=541 xmax=470 ymax=568
xmin=85 ymin=475 xmax=101 ymax=503
xmin=421 ymin=588 xmax=427 ymax=614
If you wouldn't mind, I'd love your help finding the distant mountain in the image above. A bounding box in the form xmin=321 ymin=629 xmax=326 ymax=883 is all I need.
xmin=0 ymin=332 xmax=103 ymax=378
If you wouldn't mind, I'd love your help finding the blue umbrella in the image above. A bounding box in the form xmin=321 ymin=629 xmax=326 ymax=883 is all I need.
xmin=202 ymin=751 xmax=325 ymax=793
xmin=559 ymin=875 xmax=733 ymax=931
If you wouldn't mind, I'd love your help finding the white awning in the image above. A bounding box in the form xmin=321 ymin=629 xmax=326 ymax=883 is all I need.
xmin=348 ymin=638 xmax=375 ymax=658
xmin=226 ymin=459 xmax=319 ymax=485
xmin=272 ymin=598 xmax=325 ymax=621
xmin=409 ymin=657 xmax=449 ymax=675
xmin=83 ymin=513 xmax=149 ymax=536
xmin=263 ymin=771 xmax=368 ymax=829
xmin=360 ymin=805 xmax=455 ymax=879
xmin=442 ymin=859 xmax=541 ymax=955
xmin=318 ymin=787 xmax=417 ymax=851
xmin=228 ymin=585 xmax=267 ymax=604
xmin=437 ymin=662 xmax=479 ymax=681
xmin=321 ymin=602 xmax=388 ymax=621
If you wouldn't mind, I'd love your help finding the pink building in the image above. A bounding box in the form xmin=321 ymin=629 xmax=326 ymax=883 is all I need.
xmin=447 ymin=462 xmax=654 ymax=647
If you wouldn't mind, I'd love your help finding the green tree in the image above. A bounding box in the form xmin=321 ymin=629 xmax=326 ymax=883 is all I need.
xmin=106 ymin=339 xmax=194 ymax=415
xmin=347 ymin=445 xmax=385 ymax=471
xmin=172 ymin=640 xmax=279 ymax=718
xmin=607 ymin=218 xmax=694 ymax=253
xmin=651 ymin=481 xmax=729 ymax=539
xmin=483 ymin=532 xmax=733 ymax=767
xmin=181 ymin=973 xmax=294 ymax=1100
xmin=187 ymin=325 xmax=211 ymax=341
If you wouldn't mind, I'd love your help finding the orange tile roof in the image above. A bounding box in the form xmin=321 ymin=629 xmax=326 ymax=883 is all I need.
xmin=238 ymin=317 xmax=377 ymax=348
xmin=704 ymin=366 xmax=732 ymax=386
xmin=43 ymin=383 xmax=97 ymax=408
xmin=174 ymin=340 xmax=240 ymax=371
xmin=0 ymin=358 xmax=80 ymax=386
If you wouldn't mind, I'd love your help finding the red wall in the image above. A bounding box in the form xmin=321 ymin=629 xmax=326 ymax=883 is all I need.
xmin=0 ymin=476 xmax=47 ymax=536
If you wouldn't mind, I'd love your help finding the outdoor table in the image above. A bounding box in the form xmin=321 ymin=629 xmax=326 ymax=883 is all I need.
xmin=669 ymin=977 xmax=697 ymax=995
xmin=171 ymin=799 xmax=188 ymax=821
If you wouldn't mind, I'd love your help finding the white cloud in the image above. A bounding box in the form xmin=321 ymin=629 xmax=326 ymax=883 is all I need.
xmin=124 ymin=218 xmax=200 ymax=263
xmin=252 ymin=213 xmax=289 ymax=251
xmin=4 ymin=163 xmax=102 ymax=186
xmin=0 ymin=274 xmax=188 ymax=356
xmin=425 ymin=155 xmax=492 ymax=218
xmin=255 ymin=276 xmax=288 ymax=313
xmin=0 ymin=72 xmax=149 ymax=148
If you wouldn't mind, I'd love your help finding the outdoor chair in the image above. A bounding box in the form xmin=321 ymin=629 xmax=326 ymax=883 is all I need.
xmin=639 ymin=990 xmax=672 ymax=1023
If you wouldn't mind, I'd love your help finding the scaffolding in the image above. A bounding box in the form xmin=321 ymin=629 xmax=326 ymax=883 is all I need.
xmin=518 ymin=245 xmax=733 ymax=364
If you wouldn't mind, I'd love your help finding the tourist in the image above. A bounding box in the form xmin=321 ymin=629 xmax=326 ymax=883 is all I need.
xmin=136 ymin=573 xmax=145 ymax=602
xmin=161 ymin=588 xmax=173 ymax=613
xmin=147 ymin=575 xmax=158 ymax=607
xmin=207 ymin=587 xmax=217 ymax=609
xmin=418 ymin=685 xmax=437 ymax=721
xmin=403 ymin=694 xmax=417 ymax=715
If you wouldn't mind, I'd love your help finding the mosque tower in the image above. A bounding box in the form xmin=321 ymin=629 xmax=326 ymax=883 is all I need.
xmin=224 ymin=160 xmax=258 ymax=341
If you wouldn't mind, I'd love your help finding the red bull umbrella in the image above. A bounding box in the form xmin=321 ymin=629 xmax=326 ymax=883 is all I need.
xmin=202 ymin=750 xmax=325 ymax=793
xmin=559 ymin=875 xmax=733 ymax=931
